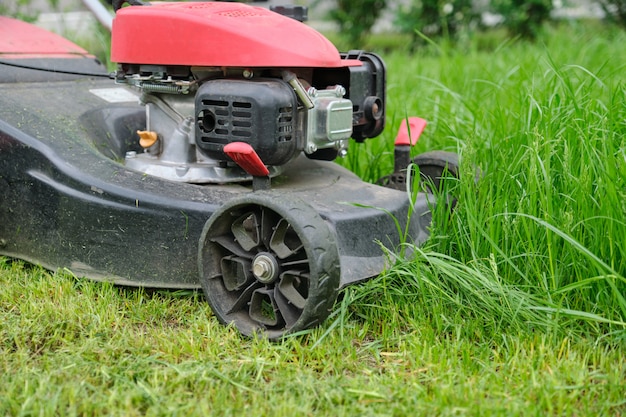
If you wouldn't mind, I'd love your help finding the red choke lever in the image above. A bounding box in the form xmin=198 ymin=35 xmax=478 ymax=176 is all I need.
xmin=223 ymin=142 xmax=271 ymax=191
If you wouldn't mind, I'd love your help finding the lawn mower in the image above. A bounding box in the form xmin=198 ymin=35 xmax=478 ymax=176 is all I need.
xmin=0 ymin=1 xmax=458 ymax=339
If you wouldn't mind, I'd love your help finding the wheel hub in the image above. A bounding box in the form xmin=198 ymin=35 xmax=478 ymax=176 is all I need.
xmin=252 ymin=252 xmax=279 ymax=283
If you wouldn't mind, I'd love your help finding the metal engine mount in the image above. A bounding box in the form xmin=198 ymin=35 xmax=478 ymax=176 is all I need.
xmin=126 ymin=72 xmax=353 ymax=183
xmin=122 ymin=70 xmax=358 ymax=184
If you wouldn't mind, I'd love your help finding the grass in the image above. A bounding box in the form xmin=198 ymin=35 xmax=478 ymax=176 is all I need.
xmin=2 ymin=260 xmax=625 ymax=416
xmin=2 ymin=20 xmax=626 ymax=416
xmin=339 ymin=20 xmax=626 ymax=335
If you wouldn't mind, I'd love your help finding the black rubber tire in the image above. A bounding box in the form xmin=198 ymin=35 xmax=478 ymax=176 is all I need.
xmin=377 ymin=150 xmax=460 ymax=194
xmin=412 ymin=151 xmax=460 ymax=194
xmin=198 ymin=191 xmax=341 ymax=339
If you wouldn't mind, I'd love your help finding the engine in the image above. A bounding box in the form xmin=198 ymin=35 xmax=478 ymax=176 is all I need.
xmin=111 ymin=2 xmax=385 ymax=184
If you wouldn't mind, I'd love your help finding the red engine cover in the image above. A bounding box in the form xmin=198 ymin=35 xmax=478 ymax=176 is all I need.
xmin=111 ymin=2 xmax=353 ymax=68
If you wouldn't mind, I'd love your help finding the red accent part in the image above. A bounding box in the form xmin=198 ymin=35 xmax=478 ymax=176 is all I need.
xmin=394 ymin=117 xmax=427 ymax=147
xmin=224 ymin=142 xmax=270 ymax=177
xmin=0 ymin=17 xmax=91 ymax=59
xmin=111 ymin=2 xmax=360 ymax=68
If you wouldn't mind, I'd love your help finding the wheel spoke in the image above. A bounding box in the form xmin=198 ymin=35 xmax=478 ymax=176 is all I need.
xmin=231 ymin=210 xmax=261 ymax=252
xmin=249 ymin=288 xmax=280 ymax=327
xmin=270 ymin=218 xmax=303 ymax=259
xmin=211 ymin=235 xmax=254 ymax=259
xmin=280 ymin=258 xmax=308 ymax=268
xmin=274 ymin=288 xmax=300 ymax=328
xmin=277 ymin=270 xmax=309 ymax=310
xmin=226 ymin=281 xmax=262 ymax=315
xmin=260 ymin=207 xmax=280 ymax=248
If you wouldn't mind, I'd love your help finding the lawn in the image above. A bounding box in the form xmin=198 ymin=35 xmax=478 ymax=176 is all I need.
xmin=1 ymin=21 xmax=625 ymax=416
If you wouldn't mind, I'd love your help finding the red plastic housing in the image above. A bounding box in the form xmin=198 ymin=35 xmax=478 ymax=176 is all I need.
xmin=111 ymin=2 xmax=356 ymax=68
xmin=0 ymin=16 xmax=92 ymax=59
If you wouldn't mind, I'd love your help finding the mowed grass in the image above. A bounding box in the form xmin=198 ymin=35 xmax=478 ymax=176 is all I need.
xmin=2 ymin=22 xmax=626 ymax=416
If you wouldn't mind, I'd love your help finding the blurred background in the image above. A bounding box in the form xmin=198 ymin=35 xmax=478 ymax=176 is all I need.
xmin=2 ymin=0 xmax=619 ymax=44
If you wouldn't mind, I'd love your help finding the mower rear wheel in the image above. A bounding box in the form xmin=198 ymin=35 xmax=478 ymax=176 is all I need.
xmin=413 ymin=151 xmax=459 ymax=194
xmin=198 ymin=192 xmax=340 ymax=339
xmin=377 ymin=150 xmax=460 ymax=194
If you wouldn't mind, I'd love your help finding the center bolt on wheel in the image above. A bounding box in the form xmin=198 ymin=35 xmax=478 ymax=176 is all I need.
xmin=252 ymin=252 xmax=279 ymax=284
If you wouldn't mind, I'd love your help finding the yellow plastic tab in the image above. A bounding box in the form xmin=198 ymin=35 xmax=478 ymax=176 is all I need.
xmin=137 ymin=130 xmax=158 ymax=148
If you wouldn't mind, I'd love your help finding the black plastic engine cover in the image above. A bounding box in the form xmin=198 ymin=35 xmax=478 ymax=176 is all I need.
xmin=195 ymin=78 xmax=299 ymax=166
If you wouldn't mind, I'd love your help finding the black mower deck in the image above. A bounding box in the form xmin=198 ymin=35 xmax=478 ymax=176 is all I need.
xmin=0 ymin=78 xmax=431 ymax=290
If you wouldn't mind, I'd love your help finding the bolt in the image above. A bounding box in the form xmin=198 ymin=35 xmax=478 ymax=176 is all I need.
xmin=252 ymin=253 xmax=278 ymax=283
xmin=243 ymin=69 xmax=254 ymax=79
xmin=253 ymin=259 xmax=271 ymax=279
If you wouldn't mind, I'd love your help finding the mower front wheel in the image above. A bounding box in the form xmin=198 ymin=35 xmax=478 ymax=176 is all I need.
xmin=198 ymin=192 xmax=341 ymax=339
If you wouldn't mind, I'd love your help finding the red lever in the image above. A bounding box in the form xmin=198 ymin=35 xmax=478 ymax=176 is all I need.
xmin=394 ymin=117 xmax=427 ymax=146
xmin=223 ymin=142 xmax=270 ymax=177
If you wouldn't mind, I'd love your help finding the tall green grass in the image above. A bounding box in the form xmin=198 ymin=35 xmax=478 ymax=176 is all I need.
xmin=339 ymin=21 xmax=626 ymax=339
